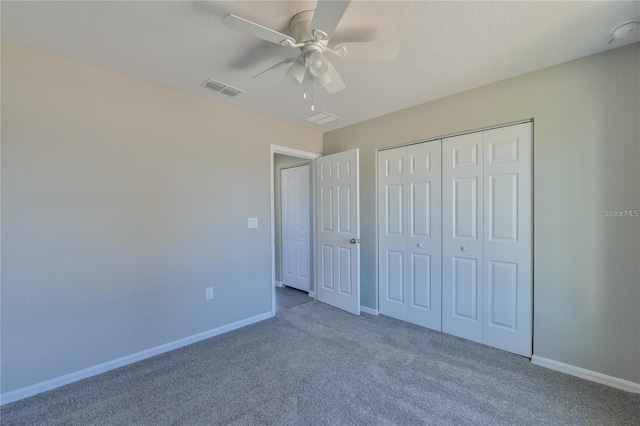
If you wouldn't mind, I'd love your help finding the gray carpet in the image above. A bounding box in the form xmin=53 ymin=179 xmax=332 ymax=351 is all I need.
xmin=2 ymin=302 xmax=639 ymax=425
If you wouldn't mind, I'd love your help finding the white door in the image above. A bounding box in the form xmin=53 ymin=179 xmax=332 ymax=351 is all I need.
xmin=378 ymin=142 xmax=442 ymax=330
xmin=442 ymin=132 xmax=484 ymax=343
xmin=482 ymin=123 xmax=532 ymax=357
xmin=316 ymin=149 xmax=360 ymax=315
xmin=378 ymin=147 xmax=406 ymax=320
xmin=442 ymin=123 xmax=532 ymax=356
xmin=406 ymin=142 xmax=442 ymax=329
xmin=281 ymin=165 xmax=310 ymax=292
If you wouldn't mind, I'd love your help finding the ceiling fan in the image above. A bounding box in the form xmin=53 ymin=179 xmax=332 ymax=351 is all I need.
xmin=223 ymin=0 xmax=399 ymax=94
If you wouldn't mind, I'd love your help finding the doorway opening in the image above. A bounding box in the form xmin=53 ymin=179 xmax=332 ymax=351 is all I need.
xmin=269 ymin=145 xmax=320 ymax=316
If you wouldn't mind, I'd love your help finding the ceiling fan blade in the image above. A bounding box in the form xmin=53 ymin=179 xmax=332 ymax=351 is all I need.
xmin=252 ymin=58 xmax=296 ymax=79
xmin=223 ymin=14 xmax=296 ymax=46
xmin=311 ymin=0 xmax=351 ymax=38
xmin=332 ymin=42 xmax=400 ymax=61
xmin=323 ymin=62 xmax=346 ymax=94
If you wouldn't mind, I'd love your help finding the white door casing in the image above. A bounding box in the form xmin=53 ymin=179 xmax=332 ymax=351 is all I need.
xmin=482 ymin=123 xmax=532 ymax=357
xmin=316 ymin=149 xmax=360 ymax=315
xmin=442 ymin=131 xmax=485 ymax=343
xmin=281 ymin=165 xmax=310 ymax=292
xmin=378 ymin=142 xmax=442 ymax=330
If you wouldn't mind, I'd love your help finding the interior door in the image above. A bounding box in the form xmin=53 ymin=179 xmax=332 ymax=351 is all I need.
xmin=281 ymin=165 xmax=310 ymax=292
xmin=316 ymin=149 xmax=360 ymax=315
xmin=482 ymin=123 xmax=532 ymax=357
xmin=442 ymin=132 xmax=484 ymax=343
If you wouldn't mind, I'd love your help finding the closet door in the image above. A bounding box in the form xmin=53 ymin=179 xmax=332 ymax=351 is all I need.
xmin=406 ymin=142 xmax=442 ymax=329
xmin=378 ymin=142 xmax=442 ymax=330
xmin=378 ymin=148 xmax=407 ymax=320
xmin=442 ymin=132 xmax=484 ymax=343
xmin=482 ymin=123 xmax=532 ymax=357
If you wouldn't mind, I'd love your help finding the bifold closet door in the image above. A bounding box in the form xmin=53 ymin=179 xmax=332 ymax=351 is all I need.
xmin=442 ymin=122 xmax=532 ymax=356
xmin=442 ymin=132 xmax=485 ymax=343
xmin=482 ymin=123 xmax=532 ymax=357
xmin=378 ymin=142 xmax=442 ymax=330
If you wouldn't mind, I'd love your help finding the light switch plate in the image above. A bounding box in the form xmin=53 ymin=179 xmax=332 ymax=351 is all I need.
xmin=248 ymin=218 xmax=258 ymax=228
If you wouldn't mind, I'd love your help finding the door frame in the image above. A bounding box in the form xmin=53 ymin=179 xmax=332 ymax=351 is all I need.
xmin=270 ymin=145 xmax=321 ymax=317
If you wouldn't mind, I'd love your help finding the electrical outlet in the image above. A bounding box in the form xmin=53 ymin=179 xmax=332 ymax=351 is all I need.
xmin=205 ymin=287 xmax=213 ymax=300
xmin=248 ymin=218 xmax=258 ymax=228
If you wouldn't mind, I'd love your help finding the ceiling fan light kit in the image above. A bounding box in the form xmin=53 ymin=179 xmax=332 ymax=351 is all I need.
xmin=285 ymin=58 xmax=306 ymax=84
xmin=223 ymin=0 xmax=399 ymax=101
xmin=308 ymin=50 xmax=329 ymax=77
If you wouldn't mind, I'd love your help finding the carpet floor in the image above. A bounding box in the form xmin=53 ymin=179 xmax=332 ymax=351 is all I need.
xmin=2 ymin=301 xmax=639 ymax=425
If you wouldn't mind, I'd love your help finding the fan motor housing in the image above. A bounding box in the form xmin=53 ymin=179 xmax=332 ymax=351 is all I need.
xmin=291 ymin=10 xmax=328 ymax=47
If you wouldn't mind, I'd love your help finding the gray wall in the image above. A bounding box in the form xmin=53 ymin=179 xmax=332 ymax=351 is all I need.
xmin=0 ymin=41 xmax=322 ymax=393
xmin=273 ymin=154 xmax=310 ymax=287
xmin=324 ymin=44 xmax=640 ymax=384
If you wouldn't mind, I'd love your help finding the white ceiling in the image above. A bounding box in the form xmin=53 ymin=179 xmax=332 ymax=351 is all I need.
xmin=2 ymin=1 xmax=639 ymax=132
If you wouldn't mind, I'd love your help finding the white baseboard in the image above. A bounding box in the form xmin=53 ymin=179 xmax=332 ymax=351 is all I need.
xmin=360 ymin=305 xmax=379 ymax=315
xmin=308 ymin=291 xmax=316 ymax=299
xmin=531 ymin=355 xmax=640 ymax=394
xmin=275 ymin=281 xmax=284 ymax=287
xmin=0 ymin=311 xmax=272 ymax=406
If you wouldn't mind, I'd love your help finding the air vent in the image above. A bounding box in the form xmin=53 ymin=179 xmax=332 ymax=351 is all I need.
xmin=200 ymin=78 xmax=245 ymax=98
xmin=304 ymin=111 xmax=341 ymax=125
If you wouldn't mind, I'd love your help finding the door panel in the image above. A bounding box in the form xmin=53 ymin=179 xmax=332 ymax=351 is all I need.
xmin=386 ymin=184 xmax=404 ymax=235
xmin=482 ymin=123 xmax=532 ymax=357
xmin=386 ymin=250 xmax=404 ymax=303
xmin=411 ymin=253 xmax=431 ymax=309
xmin=378 ymin=149 xmax=407 ymax=319
xmin=453 ymin=257 xmax=478 ymax=320
xmin=406 ymin=142 xmax=441 ymax=329
xmin=487 ymin=261 xmax=518 ymax=330
xmin=378 ymin=142 xmax=441 ymax=330
xmin=453 ymin=177 xmax=479 ymax=239
xmin=442 ymin=132 xmax=483 ymax=343
xmin=316 ymin=149 xmax=360 ymax=315
xmin=281 ymin=165 xmax=310 ymax=291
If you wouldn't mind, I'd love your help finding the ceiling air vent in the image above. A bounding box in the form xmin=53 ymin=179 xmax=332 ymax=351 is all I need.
xmin=304 ymin=111 xmax=341 ymax=125
xmin=200 ymin=78 xmax=245 ymax=98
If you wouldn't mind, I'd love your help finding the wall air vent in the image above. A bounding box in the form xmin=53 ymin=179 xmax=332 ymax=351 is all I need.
xmin=304 ymin=111 xmax=341 ymax=125
xmin=200 ymin=78 xmax=245 ymax=98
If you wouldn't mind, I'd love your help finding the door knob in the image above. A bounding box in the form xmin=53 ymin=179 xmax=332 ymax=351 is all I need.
xmin=349 ymin=238 xmax=360 ymax=244
xmin=417 ymin=243 xmax=423 ymax=248
xmin=461 ymin=246 xmax=467 ymax=251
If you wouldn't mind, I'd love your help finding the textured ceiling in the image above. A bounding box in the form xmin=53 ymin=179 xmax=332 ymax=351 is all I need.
xmin=2 ymin=1 xmax=639 ymax=132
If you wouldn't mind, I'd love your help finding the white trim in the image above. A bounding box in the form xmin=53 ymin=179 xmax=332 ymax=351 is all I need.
xmin=531 ymin=355 xmax=640 ymax=394
xmin=275 ymin=281 xmax=284 ymax=288
xmin=360 ymin=306 xmax=379 ymax=315
xmin=308 ymin=290 xmax=316 ymax=299
xmin=0 ymin=311 xmax=272 ymax=405
xmin=269 ymin=145 xmax=321 ymax=317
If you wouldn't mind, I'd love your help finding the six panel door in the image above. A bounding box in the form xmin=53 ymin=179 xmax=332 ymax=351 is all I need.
xmin=316 ymin=149 xmax=360 ymax=315
xmin=281 ymin=165 xmax=310 ymax=292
